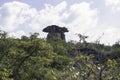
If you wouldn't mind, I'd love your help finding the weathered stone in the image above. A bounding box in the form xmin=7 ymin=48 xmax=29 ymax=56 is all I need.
xmin=43 ymin=25 xmax=68 ymax=41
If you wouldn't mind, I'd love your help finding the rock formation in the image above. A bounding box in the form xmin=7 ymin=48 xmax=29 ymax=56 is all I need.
xmin=43 ymin=25 xmax=68 ymax=41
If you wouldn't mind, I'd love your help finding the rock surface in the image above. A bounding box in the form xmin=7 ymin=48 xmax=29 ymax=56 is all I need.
xmin=43 ymin=25 xmax=68 ymax=41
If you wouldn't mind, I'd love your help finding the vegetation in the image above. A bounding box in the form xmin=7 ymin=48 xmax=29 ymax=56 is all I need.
xmin=0 ymin=30 xmax=120 ymax=80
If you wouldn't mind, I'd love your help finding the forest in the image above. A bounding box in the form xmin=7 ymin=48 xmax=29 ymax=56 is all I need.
xmin=0 ymin=30 xmax=120 ymax=80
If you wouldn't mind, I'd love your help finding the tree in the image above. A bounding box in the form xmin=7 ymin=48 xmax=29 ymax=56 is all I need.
xmin=77 ymin=33 xmax=88 ymax=43
xmin=0 ymin=30 xmax=7 ymax=39
xmin=21 ymin=35 xmax=29 ymax=41
xmin=29 ymin=32 xmax=39 ymax=41
xmin=0 ymin=30 xmax=120 ymax=80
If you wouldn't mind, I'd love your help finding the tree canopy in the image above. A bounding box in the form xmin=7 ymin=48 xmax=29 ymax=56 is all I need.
xmin=0 ymin=30 xmax=120 ymax=80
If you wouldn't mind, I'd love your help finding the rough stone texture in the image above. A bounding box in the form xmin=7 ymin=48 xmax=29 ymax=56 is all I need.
xmin=43 ymin=25 xmax=68 ymax=41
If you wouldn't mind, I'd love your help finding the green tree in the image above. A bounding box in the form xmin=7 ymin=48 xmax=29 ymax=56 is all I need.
xmin=29 ymin=32 xmax=39 ymax=41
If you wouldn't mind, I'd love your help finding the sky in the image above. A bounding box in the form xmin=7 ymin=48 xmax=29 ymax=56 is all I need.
xmin=0 ymin=0 xmax=120 ymax=45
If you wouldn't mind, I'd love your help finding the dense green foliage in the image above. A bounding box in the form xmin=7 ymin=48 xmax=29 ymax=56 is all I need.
xmin=0 ymin=31 xmax=120 ymax=80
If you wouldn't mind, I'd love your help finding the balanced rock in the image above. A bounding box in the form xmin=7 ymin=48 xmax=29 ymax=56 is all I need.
xmin=43 ymin=25 xmax=68 ymax=41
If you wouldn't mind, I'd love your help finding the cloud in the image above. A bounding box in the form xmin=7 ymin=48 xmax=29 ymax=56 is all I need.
xmin=2 ymin=1 xmax=119 ymax=44
xmin=101 ymin=26 xmax=120 ymax=45
xmin=30 ymin=1 xmax=98 ymax=41
xmin=9 ymin=30 xmax=26 ymax=38
xmin=29 ymin=1 xmax=67 ymax=30
xmin=66 ymin=2 xmax=98 ymax=33
xmin=0 ymin=1 xmax=98 ymax=40
xmin=105 ymin=0 xmax=120 ymax=11
xmin=0 ymin=1 xmax=37 ymax=31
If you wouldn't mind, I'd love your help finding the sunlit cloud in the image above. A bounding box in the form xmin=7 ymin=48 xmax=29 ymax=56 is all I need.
xmin=0 ymin=1 xmax=120 ymax=44
xmin=105 ymin=0 xmax=120 ymax=11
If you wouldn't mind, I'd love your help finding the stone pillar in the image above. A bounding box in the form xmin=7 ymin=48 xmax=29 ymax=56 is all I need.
xmin=43 ymin=25 xmax=68 ymax=41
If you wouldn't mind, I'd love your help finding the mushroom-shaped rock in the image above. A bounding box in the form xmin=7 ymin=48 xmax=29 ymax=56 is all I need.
xmin=43 ymin=25 xmax=68 ymax=33
xmin=43 ymin=25 xmax=68 ymax=41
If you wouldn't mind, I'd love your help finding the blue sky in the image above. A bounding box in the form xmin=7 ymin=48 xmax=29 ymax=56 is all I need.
xmin=0 ymin=0 xmax=120 ymax=45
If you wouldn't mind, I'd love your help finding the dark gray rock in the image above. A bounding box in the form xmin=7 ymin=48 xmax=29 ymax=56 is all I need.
xmin=43 ymin=25 xmax=68 ymax=41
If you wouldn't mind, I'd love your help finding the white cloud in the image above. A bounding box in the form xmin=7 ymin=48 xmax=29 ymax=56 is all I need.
xmin=9 ymin=30 xmax=26 ymax=38
xmin=0 ymin=1 xmax=37 ymax=31
xmin=29 ymin=1 xmax=67 ymax=30
xmin=1 ymin=1 xmax=119 ymax=44
xmin=101 ymin=26 xmax=120 ymax=45
xmin=66 ymin=2 xmax=98 ymax=33
xmin=0 ymin=1 xmax=98 ymax=40
xmin=105 ymin=0 xmax=120 ymax=11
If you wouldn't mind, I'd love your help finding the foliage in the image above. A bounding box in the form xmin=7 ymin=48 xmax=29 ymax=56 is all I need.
xmin=0 ymin=30 xmax=120 ymax=80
